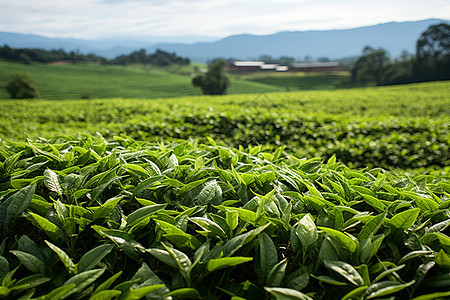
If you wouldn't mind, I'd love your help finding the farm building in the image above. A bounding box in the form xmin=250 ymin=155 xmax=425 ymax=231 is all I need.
xmin=228 ymin=61 xmax=265 ymax=73
xmin=229 ymin=61 xmax=288 ymax=73
xmin=229 ymin=61 xmax=343 ymax=73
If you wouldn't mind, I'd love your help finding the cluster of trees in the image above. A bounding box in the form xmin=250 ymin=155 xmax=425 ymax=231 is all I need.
xmin=109 ymin=49 xmax=190 ymax=66
xmin=248 ymin=55 xmax=332 ymax=66
xmin=258 ymin=55 xmax=296 ymax=66
xmin=0 ymin=46 xmax=105 ymax=64
xmin=352 ymin=23 xmax=449 ymax=85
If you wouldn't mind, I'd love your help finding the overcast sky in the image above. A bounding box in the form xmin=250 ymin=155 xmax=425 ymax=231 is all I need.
xmin=1 ymin=0 xmax=449 ymax=40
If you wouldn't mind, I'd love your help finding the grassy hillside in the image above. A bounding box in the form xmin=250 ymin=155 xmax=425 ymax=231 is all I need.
xmin=1 ymin=81 xmax=448 ymax=169
xmin=0 ymin=60 xmax=283 ymax=99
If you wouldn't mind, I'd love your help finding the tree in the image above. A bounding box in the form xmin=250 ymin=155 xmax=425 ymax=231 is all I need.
xmin=385 ymin=51 xmax=415 ymax=85
xmin=415 ymin=23 xmax=450 ymax=81
xmin=192 ymin=59 xmax=230 ymax=95
xmin=352 ymin=46 xmax=391 ymax=85
xmin=5 ymin=73 xmax=39 ymax=99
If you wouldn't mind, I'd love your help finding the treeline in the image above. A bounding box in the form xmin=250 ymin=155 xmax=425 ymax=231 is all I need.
xmin=257 ymin=55 xmax=332 ymax=65
xmin=0 ymin=46 xmax=190 ymax=66
xmin=0 ymin=45 xmax=105 ymax=64
xmin=352 ymin=23 xmax=450 ymax=85
xmin=109 ymin=49 xmax=190 ymax=66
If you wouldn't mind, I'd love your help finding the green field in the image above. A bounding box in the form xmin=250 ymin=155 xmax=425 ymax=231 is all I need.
xmin=1 ymin=81 xmax=449 ymax=169
xmin=0 ymin=60 xmax=284 ymax=100
xmin=240 ymin=71 xmax=357 ymax=90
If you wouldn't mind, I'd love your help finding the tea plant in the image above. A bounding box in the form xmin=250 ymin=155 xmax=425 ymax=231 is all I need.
xmin=0 ymin=134 xmax=449 ymax=299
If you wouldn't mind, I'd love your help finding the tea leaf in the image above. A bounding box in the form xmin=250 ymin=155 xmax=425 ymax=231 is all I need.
xmin=318 ymin=227 xmax=357 ymax=253
xmin=226 ymin=210 xmax=239 ymax=231
xmin=358 ymin=210 xmax=387 ymax=242
xmin=44 ymin=170 xmax=62 ymax=196
xmin=435 ymin=249 xmax=450 ymax=268
xmin=258 ymin=232 xmax=278 ymax=284
xmin=197 ymin=180 xmax=222 ymax=206
xmin=361 ymin=195 xmax=387 ymax=212
xmin=45 ymin=241 xmax=76 ymax=274
xmin=264 ymin=287 xmax=314 ymax=300
xmin=89 ymin=290 xmax=122 ymax=300
xmin=411 ymin=291 xmax=450 ymax=300
xmin=28 ymin=212 xmax=60 ymax=241
xmin=324 ymin=260 xmax=364 ymax=286
xmin=92 ymin=271 xmax=122 ymax=295
xmin=365 ymin=280 xmax=415 ymax=299
xmin=223 ymin=224 xmax=269 ymax=256
xmin=62 ymin=268 xmax=106 ymax=299
xmin=166 ymin=288 xmax=201 ymax=299
xmin=390 ymin=208 xmax=420 ymax=230
xmin=4 ymin=184 xmax=35 ymax=229
xmin=77 ymin=244 xmax=114 ymax=273
xmin=10 ymin=250 xmax=46 ymax=274
xmin=34 ymin=284 xmax=76 ymax=300
xmin=11 ymin=274 xmax=50 ymax=291
xmin=295 ymin=214 xmax=318 ymax=250
xmin=372 ymin=264 xmax=405 ymax=283
xmin=266 ymin=258 xmax=287 ymax=287
xmin=206 ymin=256 xmax=252 ymax=272
xmin=126 ymin=204 xmax=167 ymax=228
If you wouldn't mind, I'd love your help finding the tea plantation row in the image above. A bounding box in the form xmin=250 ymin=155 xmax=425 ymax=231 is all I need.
xmin=0 ymin=135 xmax=449 ymax=299
xmin=1 ymin=82 xmax=449 ymax=170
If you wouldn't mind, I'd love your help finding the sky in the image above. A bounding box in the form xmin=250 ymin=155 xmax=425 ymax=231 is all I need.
xmin=0 ymin=0 xmax=449 ymax=40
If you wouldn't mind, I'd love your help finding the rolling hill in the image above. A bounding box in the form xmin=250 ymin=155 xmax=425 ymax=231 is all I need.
xmin=0 ymin=60 xmax=286 ymax=100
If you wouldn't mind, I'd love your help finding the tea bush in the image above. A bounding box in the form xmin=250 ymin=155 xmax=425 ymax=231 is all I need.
xmin=0 ymin=135 xmax=449 ymax=299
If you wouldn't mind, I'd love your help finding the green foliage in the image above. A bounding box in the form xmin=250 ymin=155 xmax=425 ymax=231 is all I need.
xmin=193 ymin=59 xmax=230 ymax=95
xmin=110 ymin=49 xmax=190 ymax=66
xmin=352 ymin=23 xmax=450 ymax=86
xmin=0 ymin=45 xmax=105 ymax=64
xmin=352 ymin=47 xmax=390 ymax=86
xmin=0 ymin=135 xmax=449 ymax=299
xmin=416 ymin=23 xmax=450 ymax=81
xmin=0 ymin=46 xmax=190 ymax=67
xmin=242 ymin=72 xmax=354 ymax=90
xmin=5 ymin=73 xmax=39 ymax=99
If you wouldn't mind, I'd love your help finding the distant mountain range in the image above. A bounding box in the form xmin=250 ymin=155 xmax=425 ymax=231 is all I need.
xmin=1 ymin=19 xmax=448 ymax=62
xmin=0 ymin=33 xmax=217 ymax=59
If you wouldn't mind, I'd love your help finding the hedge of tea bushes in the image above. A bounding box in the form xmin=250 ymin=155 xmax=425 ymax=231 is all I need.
xmin=0 ymin=135 xmax=449 ymax=299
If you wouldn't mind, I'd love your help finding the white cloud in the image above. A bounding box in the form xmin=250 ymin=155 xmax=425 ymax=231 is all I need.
xmin=0 ymin=0 xmax=448 ymax=39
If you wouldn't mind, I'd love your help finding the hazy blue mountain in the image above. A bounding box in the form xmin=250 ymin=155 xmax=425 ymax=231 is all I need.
xmin=1 ymin=19 xmax=448 ymax=61
xmin=148 ymin=19 xmax=448 ymax=62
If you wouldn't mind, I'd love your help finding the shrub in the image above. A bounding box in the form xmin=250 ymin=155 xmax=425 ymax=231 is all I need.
xmin=5 ymin=73 xmax=39 ymax=99
xmin=192 ymin=59 xmax=230 ymax=95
